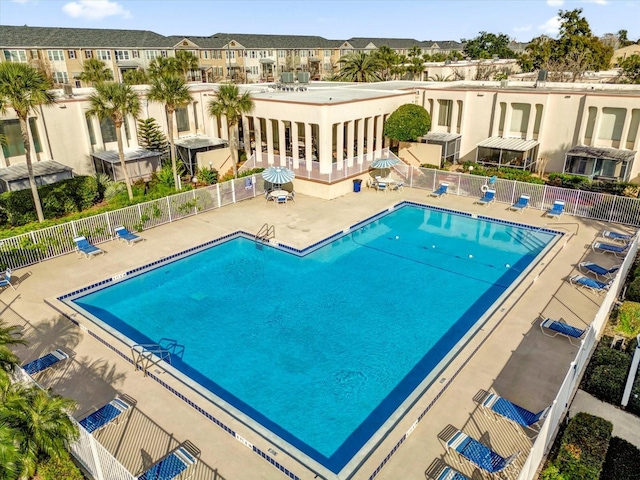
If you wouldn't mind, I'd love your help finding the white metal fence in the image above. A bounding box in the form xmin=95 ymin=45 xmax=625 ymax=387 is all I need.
xmin=0 ymin=176 xmax=265 ymax=270
xmin=516 ymin=237 xmax=639 ymax=480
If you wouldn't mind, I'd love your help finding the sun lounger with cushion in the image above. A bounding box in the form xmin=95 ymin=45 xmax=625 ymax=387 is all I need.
xmin=430 ymin=183 xmax=449 ymax=198
xmin=545 ymin=200 xmax=565 ymax=219
xmin=73 ymin=236 xmax=104 ymax=258
xmin=569 ymin=274 xmax=611 ymax=294
xmin=138 ymin=445 xmax=198 ymax=480
xmin=578 ymin=262 xmax=620 ymax=281
xmin=474 ymin=189 xmax=495 ymax=206
xmin=0 ymin=268 xmax=16 ymax=290
xmin=539 ymin=317 xmax=586 ymax=345
xmin=433 ymin=465 xmax=470 ymax=480
xmin=115 ymin=226 xmax=144 ymax=245
xmin=601 ymin=229 xmax=636 ymax=244
xmin=476 ymin=390 xmax=549 ymax=436
xmin=22 ymin=349 xmax=69 ymax=375
xmin=508 ymin=195 xmax=529 ymax=213
xmin=80 ymin=396 xmax=133 ymax=434
xmin=592 ymin=241 xmax=630 ymax=257
xmin=442 ymin=426 xmax=519 ymax=475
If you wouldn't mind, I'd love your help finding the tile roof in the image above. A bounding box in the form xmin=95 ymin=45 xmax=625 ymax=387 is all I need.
xmin=0 ymin=25 xmax=173 ymax=48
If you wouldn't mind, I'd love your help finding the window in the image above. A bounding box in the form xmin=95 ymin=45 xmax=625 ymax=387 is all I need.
xmin=0 ymin=119 xmax=43 ymax=158
xmin=52 ymin=72 xmax=69 ymax=84
xmin=86 ymin=117 xmax=96 ymax=145
xmin=47 ymin=50 xmax=64 ymax=62
xmin=250 ymin=51 xmax=257 ymax=59
xmin=437 ymin=99 xmax=453 ymax=127
xmin=145 ymin=50 xmax=159 ymax=59
xmin=212 ymin=50 xmax=221 ymax=59
xmin=226 ymin=50 xmax=235 ymax=59
xmin=324 ymin=50 xmax=331 ymax=57
xmin=84 ymin=50 xmax=93 ymax=59
xmin=115 ymin=50 xmax=130 ymax=61
xmin=510 ymin=103 xmax=531 ymax=135
xmin=123 ymin=117 xmax=131 ymax=140
xmin=193 ymin=102 xmax=199 ymax=130
xmin=201 ymin=50 xmax=209 ymax=59
xmin=323 ymin=63 xmax=331 ymax=71
xmin=176 ymin=107 xmax=190 ymax=132
xmin=68 ymin=50 xmax=76 ymax=59
xmin=3 ymin=50 xmax=27 ymax=62
xmin=30 ymin=49 xmax=38 ymax=59
xmin=161 ymin=50 xmax=168 ymax=58
xmin=75 ymin=79 xmax=81 ymax=88
xmin=132 ymin=50 xmax=139 ymax=59
xmin=300 ymin=50 xmax=307 ymax=57
xmin=268 ymin=50 xmax=273 ymax=56
xmin=278 ymin=50 xmax=286 ymax=58
xmin=99 ymin=118 xmax=117 ymax=143
xmin=97 ymin=50 xmax=111 ymax=61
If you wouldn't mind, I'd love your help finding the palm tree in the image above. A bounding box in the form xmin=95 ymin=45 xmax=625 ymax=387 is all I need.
xmin=0 ymin=320 xmax=26 ymax=373
xmin=174 ymin=51 xmax=200 ymax=81
xmin=372 ymin=45 xmax=396 ymax=80
xmin=147 ymin=73 xmax=192 ymax=189
xmin=123 ymin=68 xmax=149 ymax=85
xmin=336 ymin=52 xmax=383 ymax=82
xmin=207 ymin=84 xmax=254 ymax=178
xmin=0 ymin=421 xmax=21 ymax=480
xmin=0 ymin=62 xmax=56 ymax=222
xmin=79 ymin=58 xmax=113 ymax=86
xmin=148 ymin=57 xmax=180 ymax=79
xmin=86 ymin=82 xmax=141 ymax=200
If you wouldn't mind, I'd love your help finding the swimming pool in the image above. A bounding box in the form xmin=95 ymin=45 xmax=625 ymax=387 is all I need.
xmin=61 ymin=203 xmax=559 ymax=478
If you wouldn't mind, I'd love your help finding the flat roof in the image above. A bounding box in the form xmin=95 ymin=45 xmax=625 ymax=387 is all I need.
xmin=567 ymin=145 xmax=636 ymax=162
xmin=91 ymin=148 xmax=161 ymax=164
xmin=422 ymin=132 xmax=461 ymax=142
xmin=477 ymin=136 xmax=539 ymax=151
xmin=0 ymin=160 xmax=72 ymax=182
xmin=250 ymin=84 xmax=414 ymax=104
xmin=174 ymin=135 xmax=227 ymax=149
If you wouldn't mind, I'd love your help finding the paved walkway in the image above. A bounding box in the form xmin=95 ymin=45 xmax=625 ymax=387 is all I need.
xmin=570 ymin=389 xmax=640 ymax=447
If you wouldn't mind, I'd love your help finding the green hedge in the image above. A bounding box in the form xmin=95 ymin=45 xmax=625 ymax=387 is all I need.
xmin=616 ymin=301 xmax=640 ymax=336
xmin=461 ymin=162 xmax=545 ymax=184
xmin=554 ymin=413 xmax=612 ymax=480
xmin=36 ymin=451 xmax=84 ymax=480
xmin=601 ymin=437 xmax=640 ymax=480
xmin=582 ymin=344 xmax=632 ymax=405
xmin=547 ymin=173 xmax=639 ymax=197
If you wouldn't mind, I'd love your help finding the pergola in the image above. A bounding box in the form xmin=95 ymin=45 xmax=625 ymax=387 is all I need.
xmin=91 ymin=148 xmax=162 ymax=182
xmin=563 ymin=145 xmax=636 ymax=182
xmin=476 ymin=136 xmax=539 ymax=171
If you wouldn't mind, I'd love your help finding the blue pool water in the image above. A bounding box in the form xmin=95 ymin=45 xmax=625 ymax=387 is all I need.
xmin=70 ymin=205 xmax=557 ymax=474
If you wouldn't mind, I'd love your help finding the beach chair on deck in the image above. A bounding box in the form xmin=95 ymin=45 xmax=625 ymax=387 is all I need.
xmin=0 ymin=268 xmax=16 ymax=290
xmin=592 ymin=241 xmax=630 ymax=258
xmin=22 ymin=349 xmax=69 ymax=375
xmin=138 ymin=443 xmax=199 ymax=480
xmin=601 ymin=229 xmax=636 ymax=244
xmin=73 ymin=236 xmax=104 ymax=259
xmin=440 ymin=425 xmax=519 ymax=475
xmin=539 ymin=316 xmax=586 ymax=346
xmin=430 ymin=183 xmax=449 ymax=198
xmin=545 ymin=200 xmax=564 ymax=219
xmin=474 ymin=189 xmax=495 ymax=206
xmin=427 ymin=464 xmax=470 ymax=480
xmin=474 ymin=390 xmax=549 ymax=437
xmin=115 ymin=226 xmax=144 ymax=245
xmin=508 ymin=195 xmax=529 ymax=213
xmin=578 ymin=262 xmax=620 ymax=281
xmin=79 ymin=396 xmax=134 ymax=434
xmin=569 ymin=274 xmax=611 ymax=295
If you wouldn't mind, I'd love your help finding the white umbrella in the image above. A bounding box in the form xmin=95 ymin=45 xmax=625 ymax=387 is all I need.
xmin=262 ymin=166 xmax=295 ymax=187
xmin=371 ymin=158 xmax=400 ymax=169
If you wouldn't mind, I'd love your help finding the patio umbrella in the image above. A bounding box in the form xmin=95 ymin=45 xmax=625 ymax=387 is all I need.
xmin=261 ymin=166 xmax=295 ymax=188
xmin=370 ymin=157 xmax=400 ymax=169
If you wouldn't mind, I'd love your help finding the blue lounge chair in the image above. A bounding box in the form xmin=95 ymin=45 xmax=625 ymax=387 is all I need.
xmin=0 ymin=268 xmax=16 ymax=290
xmin=539 ymin=317 xmax=586 ymax=345
xmin=545 ymin=200 xmax=565 ymax=219
xmin=432 ymin=465 xmax=469 ymax=480
xmin=376 ymin=182 xmax=387 ymax=192
xmin=73 ymin=236 xmax=104 ymax=258
xmin=592 ymin=241 xmax=630 ymax=258
xmin=601 ymin=229 xmax=636 ymax=244
xmin=430 ymin=182 xmax=449 ymax=198
xmin=115 ymin=226 xmax=144 ymax=245
xmin=80 ymin=396 xmax=133 ymax=434
xmin=244 ymin=177 xmax=253 ymax=190
xmin=474 ymin=189 xmax=495 ymax=206
xmin=578 ymin=261 xmax=620 ymax=281
xmin=138 ymin=445 xmax=198 ymax=480
xmin=508 ymin=194 xmax=529 ymax=213
xmin=22 ymin=349 xmax=68 ymax=375
xmin=476 ymin=391 xmax=550 ymax=436
xmin=569 ymin=274 xmax=611 ymax=294
xmin=442 ymin=427 xmax=519 ymax=475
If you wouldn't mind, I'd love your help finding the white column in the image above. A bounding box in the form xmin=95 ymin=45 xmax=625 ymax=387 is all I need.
xmin=356 ymin=118 xmax=365 ymax=163
xmin=366 ymin=117 xmax=374 ymax=160
xmin=375 ymin=115 xmax=384 ymax=158
xmin=242 ymin=115 xmax=251 ymax=160
xmin=278 ymin=119 xmax=287 ymax=166
xmin=346 ymin=120 xmax=355 ymax=167
xmin=266 ymin=119 xmax=274 ymax=164
xmin=526 ymin=104 xmax=536 ymax=140
xmin=319 ymin=122 xmax=332 ymax=174
xmin=432 ymin=100 xmax=440 ymax=131
xmin=304 ymin=122 xmax=313 ymax=172
xmin=620 ymin=108 xmax=632 ymax=149
xmin=592 ymin=108 xmax=602 ymax=147
xmin=292 ymin=121 xmax=299 ymax=169
xmin=254 ymin=117 xmax=262 ymax=164
xmin=450 ymin=101 xmax=459 ymax=134
xmin=335 ymin=122 xmax=344 ymax=170
xmin=503 ymin=103 xmax=513 ymax=138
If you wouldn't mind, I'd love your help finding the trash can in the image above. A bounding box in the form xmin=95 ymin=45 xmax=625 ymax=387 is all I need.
xmin=353 ymin=179 xmax=362 ymax=192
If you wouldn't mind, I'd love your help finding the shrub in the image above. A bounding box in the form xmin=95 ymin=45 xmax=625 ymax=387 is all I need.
xmin=601 ymin=437 xmax=640 ymax=480
xmin=383 ymin=104 xmax=431 ymax=142
xmin=539 ymin=464 xmax=567 ymax=479
xmin=617 ymin=301 xmax=640 ymax=336
xmin=555 ymin=413 xmax=612 ymax=480
xmin=584 ymin=364 xmax=630 ymax=404
xmin=547 ymin=172 xmax=639 ymax=198
xmin=626 ymin=277 xmax=640 ymax=302
xmin=196 ymin=167 xmax=218 ymax=185
xmin=36 ymin=452 xmax=84 ymax=480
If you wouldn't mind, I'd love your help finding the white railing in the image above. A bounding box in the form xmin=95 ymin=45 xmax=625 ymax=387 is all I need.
xmin=0 ymin=176 xmax=266 ymax=270
xmin=517 ymin=237 xmax=639 ymax=480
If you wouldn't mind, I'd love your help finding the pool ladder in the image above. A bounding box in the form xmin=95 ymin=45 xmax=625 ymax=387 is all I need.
xmin=255 ymin=223 xmax=275 ymax=249
xmin=131 ymin=344 xmax=172 ymax=377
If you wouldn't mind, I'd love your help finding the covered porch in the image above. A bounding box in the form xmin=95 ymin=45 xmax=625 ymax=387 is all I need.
xmin=420 ymin=132 xmax=461 ymax=164
xmin=91 ymin=148 xmax=162 ymax=182
xmin=563 ymin=145 xmax=636 ymax=182
xmin=476 ymin=137 xmax=539 ymax=171
xmin=174 ymin=135 xmax=228 ymax=176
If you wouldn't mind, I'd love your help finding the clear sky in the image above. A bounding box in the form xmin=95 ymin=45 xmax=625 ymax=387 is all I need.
xmin=1 ymin=0 xmax=638 ymax=42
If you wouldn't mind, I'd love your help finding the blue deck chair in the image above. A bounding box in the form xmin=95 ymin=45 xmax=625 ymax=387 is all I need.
xmin=569 ymin=274 xmax=611 ymax=295
xmin=80 ymin=396 xmax=133 ymax=434
xmin=474 ymin=189 xmax=495 ymax=206
xmin=73 ymin=236 xmax=104 ymax=259
xmin=442 ymin=427 xmax=519 ymax=475
xmin=592 ymin=241 xmax=630 ymax=258
xmin=539 ymin=317 xmax=586 ymax=346
xmin=578 ymin=261 xmax=620 ymax=281
xmin=545 ymin=200 xmax=565 ymax=219
xmin=430 ymin=182 xmax=449 ymax=198
xmin=138 ymin=445 xmax=198 ymax=480
xmin=376 ymin=181 xmax=388 ymax=192
xmin=476 ymin=391 xmax=550 ymax=437
xmin=22 ymin=349 xmax=68 ymax=375
xmin=115 ymin=226 xmax=144 ymax=245
xmin=601 ymin=229 xmax=636 ymax=244
xmin=0 ymin=268 xmax=16 ymax=290
xmin=432 ymin=464 xmax=469 ymax=480
xmin=244 ymin=177 xmax=253 ymax=190
xmin=508 ymin=194 xmax=529 ymax=213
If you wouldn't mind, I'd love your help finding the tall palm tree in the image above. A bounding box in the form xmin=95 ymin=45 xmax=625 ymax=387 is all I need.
xmin=0 ymin=420 xmax=21 ymax=480
xmin=0 ymin=320 xmax=26 ymax=373
xmin=148 ymin=57 xmax=180 ymax=79
xmin=79 ymin=58 xmax=113 ymax=86
xmin=372 ymin=45 xmax=396 ymax=80
xmin=207 ymin=84 xmax=254 ymax=178
xmin=174 ymin=51 xmax=200 ymax=81
xmin=336 ymin=52 xmax=383 ymax=82
xmin=0 ymin=62 xmax=56 ymax=222
xmin=86 ymin=82 xmax=141 ymax=200
xmin=147 ymin=73 xmax=192 ymax=189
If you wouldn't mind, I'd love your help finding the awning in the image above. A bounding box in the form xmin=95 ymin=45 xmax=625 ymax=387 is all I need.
xmin=259 ymin=58 xmax=275 ymax=64
xmin=421 ymin=132 xmax=461 ymax=142
xmin=0 ymin=160 xmax=72 ymax=183
xmin=477 ymin=137 xmax=539 ymax=151
xmin=174 ymin=135 xmax=228 ymax=150
xmin=567 ymin=145 xmax=636 ymax=162
xmin=91 ymin=148 xmax=161 ymax=164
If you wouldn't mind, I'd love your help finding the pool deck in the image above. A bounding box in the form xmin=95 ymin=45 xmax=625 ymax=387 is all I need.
xmin=3 ymin=186 xmax=622 ymax=480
